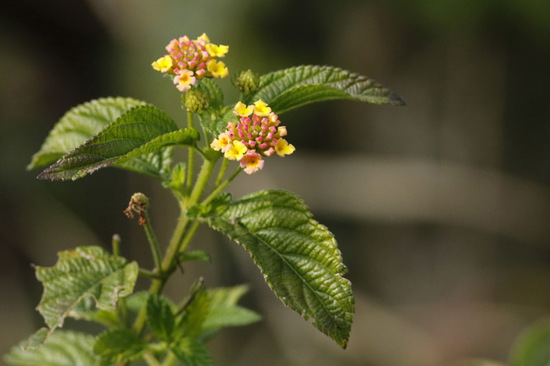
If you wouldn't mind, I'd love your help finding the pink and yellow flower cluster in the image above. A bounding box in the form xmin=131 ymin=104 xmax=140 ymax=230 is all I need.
xmin=152 ymin=34 xmax=229 ymax=92
xmin=211 ymin=100 xmax=295 ymax=174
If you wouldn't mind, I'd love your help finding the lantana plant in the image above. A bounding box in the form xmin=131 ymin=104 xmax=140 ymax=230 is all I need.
xmin=6 ymin=33 xmax=404 ymax=365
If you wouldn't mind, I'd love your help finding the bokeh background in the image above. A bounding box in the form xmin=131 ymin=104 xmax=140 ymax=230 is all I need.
xmin=1 ymin=1 xmax=550 ymax=365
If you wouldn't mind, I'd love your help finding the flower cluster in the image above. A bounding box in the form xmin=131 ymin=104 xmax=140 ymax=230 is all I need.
xmin=211 ymin=100 xmax=295 ymax=174
xmin=152 ymin=34 xmax=229 ymax=92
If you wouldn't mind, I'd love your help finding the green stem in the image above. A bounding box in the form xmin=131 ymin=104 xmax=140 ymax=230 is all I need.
xmin=120 ymin=297 xmax=130 ymax=328
xmin=143 ymin=211 xmax=163 ymax=274
xmin=112 ymin=234 xmax=121 ymax=257
xmin=189 ymin=158 xmax=216 ymax=204
xmin=177 ymin=221 xmax=200 ymax=256
xmin=143 ymin=352 xmax=161 ymax=366
xmin=161 ymin=351 xmax=178 ymax=366
xmin=186 ymin=110 xmax=194 ymax=194
xmin=202 ymin=167 xmax=242 ymax=206
xmin=215 ymin=158 xmax=229 ymax=186
xmin=133 ymin=160 xmax=215 ymax=336
xmin=138 ymin=268 xmax=163 ymax=279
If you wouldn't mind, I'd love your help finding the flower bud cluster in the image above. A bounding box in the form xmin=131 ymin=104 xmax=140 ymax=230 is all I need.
xmin=235 ymin=70 xmax=260 ymax=93
xmin=211 ymin=100 xmax=295 ymax=174
xmin=152 ymin=34 xmax=229 ymax=92
xmin=183 ymin=89 xmax=209 ymax=113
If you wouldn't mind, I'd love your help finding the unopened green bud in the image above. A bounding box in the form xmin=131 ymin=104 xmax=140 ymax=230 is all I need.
xmin=234 ymin=69 xmax=260 ymax=94
xmin=183 ymin=89 xmax=209 ymax=113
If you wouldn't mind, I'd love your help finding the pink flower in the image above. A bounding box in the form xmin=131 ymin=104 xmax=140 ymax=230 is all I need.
xmin=240 ymin=150 xmax=265 ymax=174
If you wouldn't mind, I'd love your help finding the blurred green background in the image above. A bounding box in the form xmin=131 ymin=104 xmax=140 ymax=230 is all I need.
xmin=1 ymin=0 xmax=549 ymax=365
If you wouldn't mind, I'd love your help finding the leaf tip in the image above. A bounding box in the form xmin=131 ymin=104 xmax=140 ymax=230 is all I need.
xmin=389 ymin=92 xmax=406 ymax=106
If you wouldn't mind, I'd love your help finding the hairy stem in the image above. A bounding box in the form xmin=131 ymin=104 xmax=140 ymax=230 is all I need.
xmin=186 ymin=110 xmax=195 ymax=194
xmin=202 ymin=167 xmax=241 ymax=206
xmin=214 ymin=158 xmax=229 ymax=186
xmin=133 ymin=158 xmax=215 ymax=336
xmin=143 ymin=211 xmax=163 ymax=275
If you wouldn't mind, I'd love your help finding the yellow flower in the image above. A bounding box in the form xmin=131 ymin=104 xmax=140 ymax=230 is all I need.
xmin=224 ymin=140 xmax=247 ymax=160
xmin=234 ymin=102 xmax=253 ymax=117
xmin=210 ymin=133 xmax=232 ymax=152
xmin=207 ymin=60 xmax=229 ymax=78
xmin=253 ymin=100 xmax=272 ymax=117
xmin=206 ymin=43 xmax=229 ymax=58
xmin=152 ymin=55 xmax=174 ymax=73
xmin=196 ymin=33 xmax=210 ymax=43
xmin=275 ymin=139 xmax=295 ymax=157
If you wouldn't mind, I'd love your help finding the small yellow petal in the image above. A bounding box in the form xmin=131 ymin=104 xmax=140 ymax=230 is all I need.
xmin=207 ymin=60 xmax=229 ymax=78
xmin=253 ymin=100 xmax=272 ymax=117
xmin=206 ymin=43 xmax=229 ymax=58
xmin=152 ymin=55 xmax=174 ymax=73
xmin=224 ymin=140 xmax=247 ymax=160
xmin=275 ymin=139 xmax=295 ymax=157
xmin=234 ymin=102 xmax=253 ymax=117
xmin=210 ymin=133 xmax=231 ymax=152
xmin=196 ymin=33 xmax=210 ymax=43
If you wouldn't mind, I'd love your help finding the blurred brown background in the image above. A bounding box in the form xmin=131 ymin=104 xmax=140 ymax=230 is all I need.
xmin=1 ymin=1 xmax=549 ymax=365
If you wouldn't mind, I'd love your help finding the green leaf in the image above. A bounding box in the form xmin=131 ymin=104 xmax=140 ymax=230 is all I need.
xmin=147 ymin=294 xmax=175 ymax=341
xmin=35 ymin=246 xmax=138 ymax=332
xmin=20 ymin=328 xmax=49 ymax=351
xmin=112 ymin=128 xmax=198 ymax=180
xmin=5 ymin=330 xmax=100 ymax=366
xmin=207 ymin=284 xmax=249 ymax=307
xmin=202 ymin=306 xmax=261 ymax=331
xmin=176 ymin=287 xmax=211 ymax=338
xmin=116 ymin=146 xmax=174 ymax=180
xmin=180 ymin=250 xmax=211 ymax=263
xmin=37 ymin=105 xmax=198 ymax=181
xmin=202 ymin=108 xmax=235 ymax=136
xmin=125 ymin=291 xmax=150 ymax=314
xmin=93 ymin=328 xmax=146 ymax=363
xmin=510 ymin=319 xmax=550 ymax=366
xmin=163 ymin=162 xmax=186 ymax=190
xmin=248 ymin=65 xmax=405 ymax=114
xmin=28 ymin=97 xmax=148 ymax=170
xmin=171 ymin=338 xmax=213 ymax=366
xmin=202 ymin=285 xmax=261 ymax=330
xmin=69 ymin=296 xmax=121 ymax=329
xmin=199 ymin=78 xmax=224 ymax=112
xmin=207 ymin=190 xmax=354 ymax=348
xmin=186 ymin=192 xmax=232 ymax=219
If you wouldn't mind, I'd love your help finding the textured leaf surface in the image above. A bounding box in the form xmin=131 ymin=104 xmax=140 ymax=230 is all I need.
xmin=5 ymin=330 xmax=100 ymax=366
xmin=510 ymin=320 xmax=550 ymax=366
xmin=20 ymin=328 xmax=48 ymax=351
xmin=198 ymin=78 xmax=224 ymax=112
xmin=35 ymin=246 xmax=138 ymax=332
xmin=177 ymin=287 xmax=211 ymax=338
xmin=28 ymin=97 xmax=147 ymax=169
xmin=115 ymin=146 xmax=174 ymax=180
xmin=207 ymin=190 xmax=354 ymax=348
xmin=171 ymin=338 xmax=213 ymax=366
xmin=38 ymin=105 xmax=196 ymax=180
xmin=147 ymin=295 xmax=175 ymax=341
xmin=69 ymin=296 xmax=121 ymax=329
xmin=93 ymin=329 xmax=146 ymax=363
xmin=247 ymin=65 xmax=405 ymax=114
